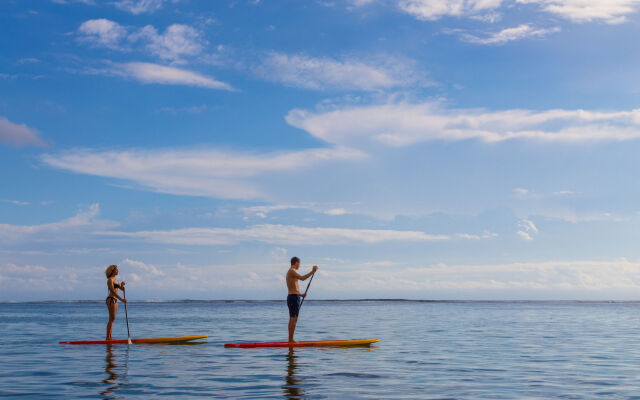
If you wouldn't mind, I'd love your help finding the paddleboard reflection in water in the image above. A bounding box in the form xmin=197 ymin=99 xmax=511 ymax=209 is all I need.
xmin=59 ymin=335 xmax=208 ymax=345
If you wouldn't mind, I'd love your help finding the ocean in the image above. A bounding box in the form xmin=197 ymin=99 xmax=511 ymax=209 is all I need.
xmin=1 ymin=300 xmax=640 ymax=399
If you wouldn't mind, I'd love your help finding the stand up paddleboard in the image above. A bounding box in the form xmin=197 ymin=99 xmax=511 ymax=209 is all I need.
xmin=59 ymin=335 xmax=208 ymax=345
xmin=224 ymin=338 xmax=379 ymax=348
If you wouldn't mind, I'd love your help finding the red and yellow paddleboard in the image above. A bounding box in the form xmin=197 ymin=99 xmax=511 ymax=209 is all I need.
xmin=224 ymin=338 xmax=379 ymax=348
xmin=59 ymin=335 xmax=208 ymax=345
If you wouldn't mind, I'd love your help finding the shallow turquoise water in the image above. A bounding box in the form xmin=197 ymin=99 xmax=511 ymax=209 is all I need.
xmin=2 ymin=301 xmax=640 ymax=399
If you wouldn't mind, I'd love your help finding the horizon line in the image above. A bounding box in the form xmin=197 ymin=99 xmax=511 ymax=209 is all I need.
xmin=3 ymin=299 xmax=640 ymax=304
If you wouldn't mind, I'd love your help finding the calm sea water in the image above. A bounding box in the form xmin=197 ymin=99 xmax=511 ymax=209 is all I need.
xmin=2 ymin=301 xmax=640 ymax=399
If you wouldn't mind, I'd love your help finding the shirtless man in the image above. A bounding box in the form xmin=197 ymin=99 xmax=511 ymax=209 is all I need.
xmin=286 ymin=257 xmax=318 ymax=343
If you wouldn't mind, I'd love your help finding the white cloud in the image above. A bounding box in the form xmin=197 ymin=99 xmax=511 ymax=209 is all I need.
xmin=17 ymin=58 xmax=41 ymax=64
xmin=154 ymin=104 xmax=211 ymax=115
xmin=78 ymin=19 xmax=128 ymax=49
xmin=455 ymin=24 xmax=560 ymax=45
xmin=517 ymin=218 xmax=538 ymax=240
xmin=128 ymin=24 xmax=204 ymax=61
xmin=469 ymin=11 xmax=503 ymax=22
xmin=394 ymin=0 xmax=640 ymax=24
xmin=54 ymin=0 xmax=175 ymax=14
xmin=319 ymin=258 xmax=640 ymax=295
xmin=241 ymin=204 xmax=352 ymax=218
xmin=2 ymin=200 xmax=30 ymax=206
xmin=0 ymin=263 xmax=47 ymax=275
xmin=456 ymin=231 xmax=499 ymax=239
xmin=397 ymin=0 xmax=504 ymax=20
xmin=0 ymin=117 xmax=45 ymax=147
xmin=0 ymin=204 xmax=117 ymax=243
xmin=40 ymin=147 xmax=365 ymax=200
xmin=241 ymin=204 xmax=309 ymax=218
xmin=512 ymin=188 xmax=530 ymax=199
xmin=519 ymin=0 xmax=640 ymax=24
xmin=512 ymin=188 xmax=579 ymax=200
xmin=553 ymin=190 xmax=577 ymax=196
xmin=325 ymin=208 xmax=349 ymax=216
xmin=254 ymin=52 xmax=426 ymax=91
xmin=100 ymin=224 xmax=452 ymax=245
xmin=516 ymin=230 xmax=533 ymax=240
xmin=114 ymin=0 xmax=165 ymax=14
xmin=108 ymin=62 xmax=234 ymax=90
xmin=78 ymin=20 xmax=205 ymax=62
xmin=122 ymin=258 xmax=165 ymax=275
xmin=286 ymin=101 xmax=640 ymax=147
xmin=51 ymin=0 xmax=95 ymax=5
xmin=7 ymin=258 xmax=640 ymax=299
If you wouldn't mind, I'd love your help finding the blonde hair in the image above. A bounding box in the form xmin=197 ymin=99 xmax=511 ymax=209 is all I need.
xmin=105 ymin=265 xmax=118 ymax=278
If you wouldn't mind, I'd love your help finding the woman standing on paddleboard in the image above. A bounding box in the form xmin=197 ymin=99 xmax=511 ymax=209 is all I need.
xmin=105 ymin=265 xmax=126 ymax=340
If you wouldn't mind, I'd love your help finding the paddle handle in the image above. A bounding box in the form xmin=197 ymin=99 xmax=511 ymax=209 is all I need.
xmin=123 ymin=287 xmax=131 ymax=343
xmin=300 ymin=271 xmax=315 ymax=307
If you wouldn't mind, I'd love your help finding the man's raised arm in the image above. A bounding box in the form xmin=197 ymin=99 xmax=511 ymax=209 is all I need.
xmin=298 ymin=265 xmax=318 ymax=281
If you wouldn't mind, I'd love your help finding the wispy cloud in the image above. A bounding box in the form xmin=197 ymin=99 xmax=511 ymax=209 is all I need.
xmin=40 ymin=146 xmax=365 ymax=200
xmin=517 ymin=218 xmax=538 ymax=240
xmin=397 ymin=0 xmax=504 ymax=20
xmin=320 ymin=258 xmax=640 ymax=295
xmin=0 ymin=204 xmax=117 ymax=243
xmin=0 ymin=117 xmax=45 ymax=147
xmin=241 ymin=204 xmax=352 ymax=218
xmin=100 ymin=224 xmax=453 ymax=245
xmin=523 ymin=0 xmax=640 ymax=24
xmin=2 ymin=200 xmax=30 ymax=206
xmin=254 ymin=52 xmax=427 ymax=91
xmin=452 ymin=24 xmax=560 ymax=45
xmin=241 ymin=204 xmax=310 ymax=218
xmin=127 ymin=24 xmax=204 ymax=61
xmin=512 ymin=188 xmax=530 ymax=199
xmin=106 ymin=62 xmax=234 ymax=90
xmin=5 ymin=258 xmax=640 ymax=298
xmin=55 ymin=0 xmax=173 ymax=14
xmin=286 ymin=101 xmax=640 ymax=147
xmin=456 ymin=231 xmax=499 ymax=239
xmin=122 ymin=258 xmax=165 ymax=275
xmin=114 ymin=0 xmax=166 ymax=14
xmin=325 ymin=208 xmax=350 ymax=216
xmin=512 ymin=188 xmax=579 ymax=200
xmin=16 ymin=58 xmax=41 ymax=65
xmin=154 ymin=104 xmax=212 ymax=115
xmin=395 ymin=0 xmax=640 ymax=24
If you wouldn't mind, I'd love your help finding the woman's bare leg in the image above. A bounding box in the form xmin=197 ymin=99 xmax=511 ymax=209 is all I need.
xmin=106 ymin=300 xmax=117 ymax=340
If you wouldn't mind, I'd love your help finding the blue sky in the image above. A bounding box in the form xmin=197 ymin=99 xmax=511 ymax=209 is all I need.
xmin=2 ymin=0 xmax=640 ymax=300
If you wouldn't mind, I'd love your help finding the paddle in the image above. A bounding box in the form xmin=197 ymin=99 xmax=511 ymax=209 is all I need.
xmin=122 ymin=286 xmax=132 ymax=345
xmin=299 ymin=270 xmax=316 ymax=308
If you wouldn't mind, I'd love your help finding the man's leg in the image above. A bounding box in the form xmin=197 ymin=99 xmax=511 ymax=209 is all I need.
xmin=288 ymin=316 xmax=298 ymax=342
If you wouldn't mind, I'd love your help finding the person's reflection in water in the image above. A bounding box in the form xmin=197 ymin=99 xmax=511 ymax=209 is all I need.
xmin=101 ymin=344 xmax=129 ymax=399
xmin=282 ymin=349 xmax=305 ymax=399
xmin=101 ymin=345 xmax=119 ymax=399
